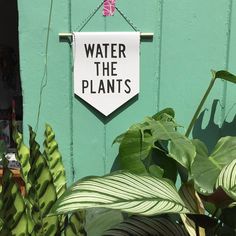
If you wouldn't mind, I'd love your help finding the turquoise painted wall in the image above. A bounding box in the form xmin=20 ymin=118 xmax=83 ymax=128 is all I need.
xmin=18 ymin=0 xmax=236 ymax=183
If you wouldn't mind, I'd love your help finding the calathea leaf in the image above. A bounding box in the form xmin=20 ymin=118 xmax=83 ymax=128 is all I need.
xmin=51 ymin=172 xmax=189 ymax=216
xmin=191 ymin=137 xmax=236 ymax=194
xmin=215 ymin=159 xmax=236 ymax=201
xmin=179 ymin=182 xmax=206 ymax=236
xmin=103 ymin=215 xmax=189 ymax=236
xmin=85 ymin=208 xmax=123 ymax=236
xmin=28 ymin=126 xmax=59 ymax=235
xmin=43 ymin=124 xmax=67 ymax=198
xmin=0 ymin=159 xmax=28 ymax=235
xmin=13 ymin=131 xmax=31 ymax=192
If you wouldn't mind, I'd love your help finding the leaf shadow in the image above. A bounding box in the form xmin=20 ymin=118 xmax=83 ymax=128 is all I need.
xmin=192 ymin=99 xmax=236 ymax=152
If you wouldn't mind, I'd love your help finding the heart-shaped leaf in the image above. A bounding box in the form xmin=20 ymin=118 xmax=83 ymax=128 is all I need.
xmin=191 ymin=137 xmax=236 ymax=194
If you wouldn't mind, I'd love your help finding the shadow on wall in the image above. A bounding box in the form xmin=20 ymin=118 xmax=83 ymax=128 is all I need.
xmin=192 ymin=99 xmax=236 ymax=152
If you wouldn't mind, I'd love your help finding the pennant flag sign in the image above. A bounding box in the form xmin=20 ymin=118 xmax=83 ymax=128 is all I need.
xmin=103 ymin=0 xmax=116 ymax=16
xmin=73 ymin=32 xmax=140 ymax=116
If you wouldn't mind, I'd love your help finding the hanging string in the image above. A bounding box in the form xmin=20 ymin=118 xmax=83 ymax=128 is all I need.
xmin=75 ymin=1 xmax=104 ymax=32
xmin=74 ymin=1 xmax=141 ymax=33
xmin=115 ymin=6 xmax=140 ymax=32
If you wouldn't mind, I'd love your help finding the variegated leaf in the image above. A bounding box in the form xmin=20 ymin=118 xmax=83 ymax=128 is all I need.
xmin=52 ymin=172 xmax=189 ymax=216
xmin=104 ymin=216 xmax=189 ymax=236
xmin=215 ymin=159 xmax=236 ymax=201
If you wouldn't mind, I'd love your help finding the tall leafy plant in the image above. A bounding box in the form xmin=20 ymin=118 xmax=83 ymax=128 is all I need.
xmin=0 ymin=124 xmax=85 ymax=235
xmin=52 ymin=70 xmax=236 ymax=235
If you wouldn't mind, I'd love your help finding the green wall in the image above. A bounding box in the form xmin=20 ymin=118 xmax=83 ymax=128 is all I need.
xmin=18 ymin=0 xmax=236 ymax=183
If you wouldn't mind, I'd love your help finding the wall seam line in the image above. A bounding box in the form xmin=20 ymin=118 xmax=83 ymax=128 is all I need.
xmin=221 ymin=0 xmax=233 ymax=126
xmin=156 ymin=0 xmax=164 ymax=112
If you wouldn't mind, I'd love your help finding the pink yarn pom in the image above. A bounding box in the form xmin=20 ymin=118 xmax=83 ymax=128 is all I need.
xmin=103 ymin=0 xmax=116 ymax=16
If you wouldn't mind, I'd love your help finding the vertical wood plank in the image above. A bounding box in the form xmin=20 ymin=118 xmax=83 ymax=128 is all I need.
xmin=223 ymin=0 xmax=236 ymax=136
xmin=71 ymin=1 xmax=107 ymax=179
xmin=159 ymin=0 xmax=230 ymax=141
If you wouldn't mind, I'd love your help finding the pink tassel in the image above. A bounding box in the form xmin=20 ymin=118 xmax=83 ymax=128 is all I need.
xmin=103 ymin=0 xmax=116 ymax=16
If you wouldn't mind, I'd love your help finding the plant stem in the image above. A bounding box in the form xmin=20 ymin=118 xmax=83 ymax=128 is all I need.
xmin=185 ymin=77 xmax=216 ymax=137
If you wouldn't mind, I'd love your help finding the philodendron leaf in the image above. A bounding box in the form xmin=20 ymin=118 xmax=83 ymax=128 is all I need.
xmin=118 ymin=127 xmax=150 ymax=174
xmin=169 ymin=134 xmax=196 ymax=171
xmin=215 ymin=159 xmax=236 ymax=201
xmin=213 ymin=70 xmax=236 ymax=84
xmin=51 ymin=172 xmax=189 ymax=216
xmin=152 ymin=107 xmax=175 ymax=120
xmin=191 ymin=137 xmax=236 ymax=194
xmin=103 ymin=216 xmax=189 ymax=236
xmin=144 ymin=117 xmax=196 ymax=170
xmin=115 ymin=110 xmax=178 ymax=174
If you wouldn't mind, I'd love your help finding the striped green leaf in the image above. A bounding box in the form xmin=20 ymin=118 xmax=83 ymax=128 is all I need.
xmin=43 ymin=124 xmax=66 ymax=198
xmin=179 ymin=182 xmax=205 ymax=236
xmin=0 ymin=160 xmax=28 ymax=235
xmin=13 ymin=131 xmax=31 ymax=192
xmin=103 ymin=216 xmax=189 ymax=236
xmin=52 ymin=172 xmax=189 ymax=216
xmin=28 ymin=126 xmax=59 ymax=235
xmin=215 ymin=159 xmax=236 ymax=201
xmin=192 ymin=137 xmax=236 ymax=194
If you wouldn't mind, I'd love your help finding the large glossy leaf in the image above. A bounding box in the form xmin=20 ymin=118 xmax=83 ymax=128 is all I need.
xmin=215 ymin=159 xmax=236 ymax=201
xmin=116 ymin=113 xmax=187 ymax=174
xmin=43 ymin=124 xmax=66 ymax=198
xmin=144 ymin=117 xmax=195 ymax=170
xmin=103 ymin=216 xmax=189 ymax=236
xmin=169 ymin=135 xmax=196 ymax=171
xmin=52 ymin=172 xmax=189 ymax=216
xmin=118 ymin=127 xmax=149 ymax=174
xmin=28 ymin=127 xmax=59 ymax=235
xmin=191 ymin=137 xmax=236 ymax=194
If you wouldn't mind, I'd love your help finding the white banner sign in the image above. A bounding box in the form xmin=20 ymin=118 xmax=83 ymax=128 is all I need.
xmin=73 ymin=32 xmax=140 ymax=116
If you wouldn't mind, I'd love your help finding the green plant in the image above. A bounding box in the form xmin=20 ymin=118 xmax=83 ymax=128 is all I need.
xmin=51 ymin=70 xmax=236 ymax=235
xmin=0 ymin=124 xmax=85 ymax=235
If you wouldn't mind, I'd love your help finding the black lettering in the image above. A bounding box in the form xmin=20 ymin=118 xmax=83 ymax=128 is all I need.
xmin=102 ymin=43 xmax=109 ymax=58
xmin=82 ymin=80 xmax=89 ymax=93
xmin=116 ymin=79 xmax=122 ymax=93
xmin=94 ymin=62 xmax=100 ymax=76
xmin=84 ymin=44 xmax=95 ymax=58
xmin=111 ymin=43 xmax=117 ymax=58
xmin=107 ymin=79 xmax=115 ymax=93
xmin=124 ymin=79 xmax=131 ymax=93
xmin=98 ymin=80 xmax=106 ymax=93
xmin=119 ymin=44 xmax=126 ymax=58
xmin=102 ymin=62 xmax=110 ymax=76
xmin=96 ymin=44 xmax=103 ymax=58
xmin=111 ymin=62 xmax=117 ymax=76
xmin=90 ymin=80 xmax=96 ymax=93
